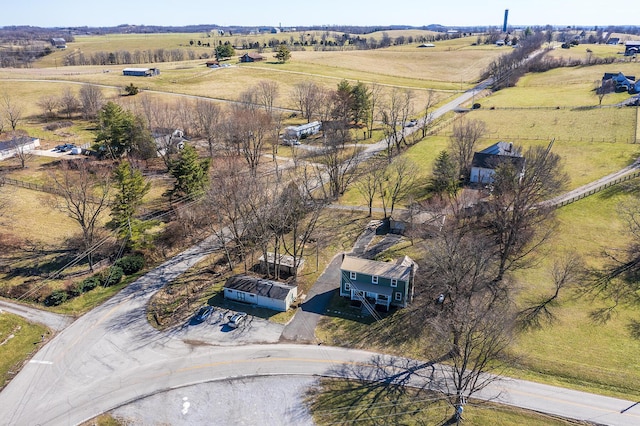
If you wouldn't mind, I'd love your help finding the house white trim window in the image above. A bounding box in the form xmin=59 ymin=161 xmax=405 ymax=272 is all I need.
xmin=391 ymin=279 xmax=398 ymax=287
xmin=345 ymin=282 xmax=351 ymax=291
xmin=372 ymin=275 xmax=378 ymax=284
xmin=394 ymin=292 xmax=402 ymax=301
xmin=350 ymin=271 xmax=357 ymax=280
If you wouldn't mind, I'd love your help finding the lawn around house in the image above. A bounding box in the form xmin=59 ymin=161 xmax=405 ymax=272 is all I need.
xmin=319 ymin=184 xmax=640 ymax=400
xmin=0 ymin=312 xmax=48 ymax=389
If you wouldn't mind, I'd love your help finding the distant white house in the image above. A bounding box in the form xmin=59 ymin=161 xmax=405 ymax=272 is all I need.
xmin=470 ymin=141 xmax=525 ymax=184
xmin=224 ymin=275 xmax=298 ymax=312
xmin=0 ymin=136 xmax=40 ymax=161
xmin=282 ymin=121 xmax=322 ymax=144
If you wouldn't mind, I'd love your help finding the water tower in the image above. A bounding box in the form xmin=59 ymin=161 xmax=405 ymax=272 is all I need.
xmin=503 ymin=9 xmax=509 ymax=32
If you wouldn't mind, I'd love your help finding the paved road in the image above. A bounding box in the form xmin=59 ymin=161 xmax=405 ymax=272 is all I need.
xmin=5 ymin=75 xmax=640 ymax=426
xmin=0 ymin=298 xmax=73 ymax=332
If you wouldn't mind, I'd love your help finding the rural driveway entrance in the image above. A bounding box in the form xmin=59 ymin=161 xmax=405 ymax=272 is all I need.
xmin=281 ymin=254 xmax=343 ymax=343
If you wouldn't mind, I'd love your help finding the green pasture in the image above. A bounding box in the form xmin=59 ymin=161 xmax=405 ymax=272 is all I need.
xmin=509 ymin=188 xmax=640 ymax=399
xmin=0 ymin=312 xmax=48 ymax=389
xmin=321 ymin=186 xmax=640 ymax=399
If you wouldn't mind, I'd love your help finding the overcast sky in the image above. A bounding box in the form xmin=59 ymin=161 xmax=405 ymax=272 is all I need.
xmin=1 ymin=0 xmax=632 ymax=28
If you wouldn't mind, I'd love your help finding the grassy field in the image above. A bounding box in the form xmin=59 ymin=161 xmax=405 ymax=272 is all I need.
xmin=0 ymin=311 xmax=48 ymax=389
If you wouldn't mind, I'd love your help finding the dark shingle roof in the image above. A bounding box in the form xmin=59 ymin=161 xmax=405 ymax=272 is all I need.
xmin=471 ymin=152 xmax=525 ymax=170
xmin=224 ymin=275 xmax=296 ymax=301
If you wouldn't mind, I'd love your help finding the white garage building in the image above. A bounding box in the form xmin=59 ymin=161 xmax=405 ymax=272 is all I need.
xmin=223 ymin=275 xmax=298 ymax=312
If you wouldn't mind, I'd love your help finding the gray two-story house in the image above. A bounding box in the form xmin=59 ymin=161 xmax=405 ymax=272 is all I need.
xmin=339 ymin=255 xmax=416 ymax=310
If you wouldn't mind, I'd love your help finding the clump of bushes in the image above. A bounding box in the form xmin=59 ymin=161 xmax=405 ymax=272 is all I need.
xmin=115 ymin=255 xmax=145 ymax=275
xmin=100 ymin=266 xmax=124 ymax=287
xmin=42 ymin=254 xmax=145 ymax=307
xmin=44 ymin=289 xmax=69 ymax=307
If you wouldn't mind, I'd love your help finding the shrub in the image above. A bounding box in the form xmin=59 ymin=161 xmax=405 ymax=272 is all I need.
xmin=44 ymin=289 xmax=69 ymax=306
xmin=72 ymin=275 xmax=100 ymax=295
xmin=100 ymin=266 xmax=124 ymax=287
xmin=115 ymin=255 xmax=145 ymax=275
xmin=124 ymin=83 xmax=139 ymax=96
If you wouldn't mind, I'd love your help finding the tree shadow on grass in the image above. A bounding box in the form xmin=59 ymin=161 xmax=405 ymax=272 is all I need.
xmin=308 ymin=354 xmax=453 ymax=425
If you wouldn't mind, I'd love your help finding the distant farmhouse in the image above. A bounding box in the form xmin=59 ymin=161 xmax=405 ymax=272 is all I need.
xmin=122 ymin=68 xmax=160 ymax=77
xmin=282 ymin=121 xmax=321 ymax=145
xmin=239 ymin=52 xmax=264 ymax=62
xmin=603 ymin=72 xmax=640 ymax=94
xmin=625 ymin=41 xmax=640 ymax=56
xmin=339 ymin=255 xmax=417 ymax=310
xmin=224 ymin=275 xmax=298 ymax=312
xmin=470 ymin=141 xmax=525 ymax=184
xmin=0 ymin=136 xmax=40 ymax=161
xmin=50 ymin=38 xmax=66 ymax=49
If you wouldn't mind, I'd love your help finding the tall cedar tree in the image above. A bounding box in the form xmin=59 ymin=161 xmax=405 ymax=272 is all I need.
xmin=95 ymin=102 xmax=154 ymax=159
xmin=167 ymin=144 xmax=210 ymax=202
xmin=110 ymin=161 xmax=151 ymax=240
xmin=274 ymin=44 xmax=291 ymax=63
xmin=350 ymin=81 xmax=371 ymax=126
xmin=431 ymin=150 xmax=459 ymax=196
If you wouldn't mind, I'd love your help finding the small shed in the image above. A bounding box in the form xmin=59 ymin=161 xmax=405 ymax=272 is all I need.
xmin=625 ymin=41 xmax=640 ymax=56
xmin=0 ymin=136 xmax=40 ymax=161
xmin=224 ymin=275 xmax=298 ymax=312
xmin=205 ymin=60 xmax=220 ymax=68
xmin=240 ymin=52 xmax=264 ymax=62
xmin=122 ymin=68 xmax=160 ymax=77
xmin=259 ymin=252 xmax=304 ymax=277
xmin=50 ymin=38 xmax=67 ymax=49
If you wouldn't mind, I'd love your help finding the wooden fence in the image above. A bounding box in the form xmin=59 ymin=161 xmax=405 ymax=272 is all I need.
xmin=551 ymin=169 xmax=640 ymax=208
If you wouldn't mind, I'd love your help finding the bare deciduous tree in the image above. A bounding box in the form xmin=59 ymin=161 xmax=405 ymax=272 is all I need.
xmin=448 ymin=118 xmax=486 ymax=182
xmin=11 ymin=135 xmax=34 ymax=169
xmin=58 ymin=88 xmax=79 ymax=119
xmin=224 ymin=105 xmax=272 ymax=175
xmin=379 ymin=88 xmax=413 ymax=158
xmin=2 ymin=93 xmax=23 ymax=131
xmin=37 ymin=95 xmax=59 ymax=120
xmin=366 ymin=82 xmax=383 ymax=140
xmin=408 ymin=222 xmax=515 ymax=420
xmin=354 ymin=157 xmax=386 ymax=216
xmin=79 ymin=84 xmax=105 ymax=120
xmin=50 ymin=161 xmax=111 ymax=271
xmin=420 ymin=89 xmax=437 ymax=138
xmin=194 ymin=99 xmax=223 ymax=157
xmin=292 ymin=81 xmax=320 ymax=122
xmin=311 ymin=120 xmax=360 ymax=199
xmin=485 ymin=143 xmax=568 ymax=281
xmin=378 ymin=157 xmax=419 ymax=218
xmin=255 ymin=80 xmax=279 ymax=114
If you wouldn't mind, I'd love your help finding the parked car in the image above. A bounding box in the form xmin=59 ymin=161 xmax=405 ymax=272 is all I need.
xmin=193 ymin=305 xmax=213 ymax=322
xmin=228 ymin=312 xmax=247 ymax=329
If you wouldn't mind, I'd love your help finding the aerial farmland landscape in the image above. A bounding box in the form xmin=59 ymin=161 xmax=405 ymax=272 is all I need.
xmin=1 ymin=2 xmax=640 ymax=425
